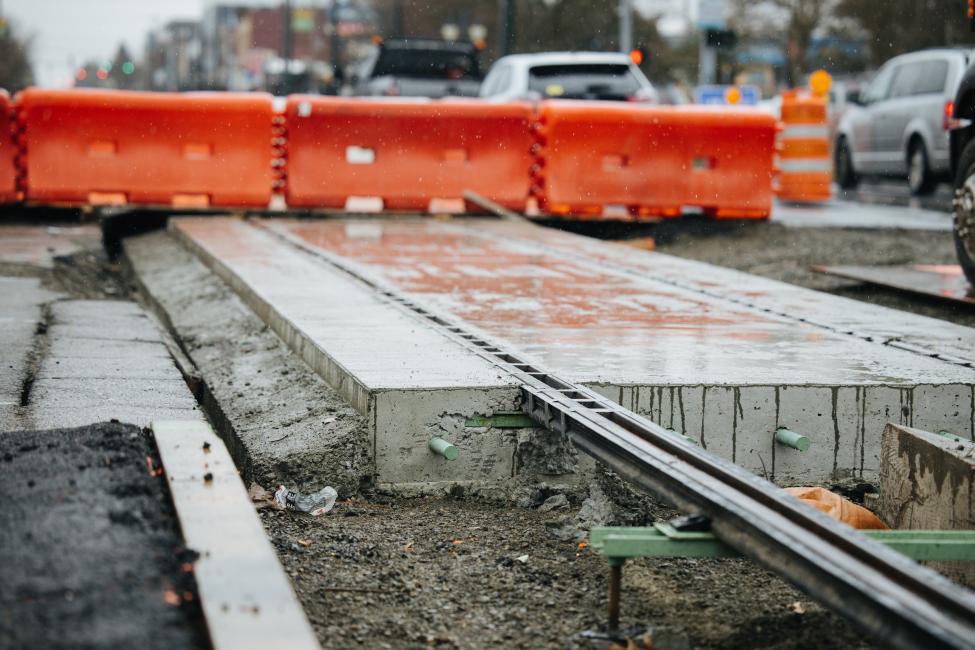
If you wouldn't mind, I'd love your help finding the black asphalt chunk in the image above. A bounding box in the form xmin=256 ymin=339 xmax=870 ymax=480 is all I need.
xmin=0 ymin=421 xmax=209 ymax=650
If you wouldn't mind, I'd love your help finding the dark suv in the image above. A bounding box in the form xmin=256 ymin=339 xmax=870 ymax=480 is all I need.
xmin=948 ymin=47 xmax=975 ymax=282
xmin=351 ymin=38 xmax=482 ymax=98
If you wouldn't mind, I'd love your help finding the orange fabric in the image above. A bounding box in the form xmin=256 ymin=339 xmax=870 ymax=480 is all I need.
xmin=785 ymin=486 xmax=889 ymax=530
xmin=17 ymin=88 xmax=274 ymax=208
xmin=536 ymin=101 xmax=776 ymax=220
xmin=0 ymin=91 xmax=16 ymax=203
xmin=284 ymin=96 xmax=534 ymax=212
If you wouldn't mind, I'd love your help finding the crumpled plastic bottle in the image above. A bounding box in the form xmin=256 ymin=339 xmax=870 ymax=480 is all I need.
xmin=274 ymin=485 xmax=338 ymax=516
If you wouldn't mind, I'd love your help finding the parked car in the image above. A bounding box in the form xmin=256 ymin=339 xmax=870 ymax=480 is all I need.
xmin=834 ymin=48 xmax=970 ymax=196
xmin=478 ymin=52 xmax=658 ymax=103
xmin=351 ymin=38 xmax=482 ymax=98
xmin=947 ymin=46 xmax=975 ymax=283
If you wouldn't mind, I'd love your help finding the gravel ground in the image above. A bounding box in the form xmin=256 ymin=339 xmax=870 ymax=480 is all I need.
xmin=0 ymin=422 xmax=208 ymax=650
xmin=260 ymin=493 xmax=871 ymax=650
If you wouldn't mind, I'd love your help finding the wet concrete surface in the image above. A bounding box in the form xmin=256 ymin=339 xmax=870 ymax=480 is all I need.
xmin=234 ymin=217 xmax=975 ymax=482
xmin=266 ymin=217 xmax=972 ymax=388
xmin=261 ymin=495 xmax=873 ymax=650
xmin=654 ymin=219 xmax=975 ymax=329
xmin=834 ymin=180 xmax=953 ymax=214
xmin=125 ymin=230 xmax=370 ymax=495
xmin=0 ymin=422 xmax=208 ymax=650
xmin=772 ymin=199 xmax=951 ymax=231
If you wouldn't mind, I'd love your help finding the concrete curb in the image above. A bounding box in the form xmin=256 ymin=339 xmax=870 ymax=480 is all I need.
xmin=152 ymin=420 xmax=320 ymax=650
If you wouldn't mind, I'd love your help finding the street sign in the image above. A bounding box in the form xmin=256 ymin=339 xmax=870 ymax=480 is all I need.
xmin=694 ymin=84 xmax=761 ymax=106
xmin=697 ymin=0 xmax=728 ymax=30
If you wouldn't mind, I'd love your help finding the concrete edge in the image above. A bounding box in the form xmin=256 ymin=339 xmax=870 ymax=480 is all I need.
xmin=168 ymin=219 xmax=374 ymax=416
xmin=152 ymin=419 xmax=320 ymax=650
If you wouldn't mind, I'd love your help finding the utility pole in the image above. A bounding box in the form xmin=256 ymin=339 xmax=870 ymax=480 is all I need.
xmin=282 ymin=0 xmax=294 ymax=62
xmin=392 ymin=0 xmax=405 ymax=37
xmin=618 ymin=0 xmax=632 ymax=53
xmin=498 ymin=0 xmax=516 ymax=56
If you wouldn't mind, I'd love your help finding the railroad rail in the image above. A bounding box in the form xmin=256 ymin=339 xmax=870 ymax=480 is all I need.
xmin=257 ymin=219 xmax=975 ymax=650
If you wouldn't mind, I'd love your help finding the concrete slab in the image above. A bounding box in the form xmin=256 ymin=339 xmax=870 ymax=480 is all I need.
xmin=26 ymin=300 xmax=203 ymax=429
xmin=254 ymin=217 xmax=975 ymax=484
xmin=170 ymin=218 xmax=526 ymax=488
xmin=475 ymin=220 xmax=975 ymax=368
xmin=0 ymin=277 xmax=59 ymax=432
xmin=877 ymin=423 xmax=975 ymax=587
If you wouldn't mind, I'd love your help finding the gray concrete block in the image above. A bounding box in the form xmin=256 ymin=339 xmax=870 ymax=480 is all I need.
xmin=877 ymin=423 xmax=975 ymax=587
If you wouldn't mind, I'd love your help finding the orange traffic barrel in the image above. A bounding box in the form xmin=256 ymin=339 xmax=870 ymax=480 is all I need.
xmin=776 ymin=90 xmax=832 ymax=203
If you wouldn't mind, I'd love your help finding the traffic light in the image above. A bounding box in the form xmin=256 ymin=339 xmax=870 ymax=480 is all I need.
xmin=705 ymin=28 xmax=737 ymax=49
xmin=629 ymin=47 xmax=646 ymax=66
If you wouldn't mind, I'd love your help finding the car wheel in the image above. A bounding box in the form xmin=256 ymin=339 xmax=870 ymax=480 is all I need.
xmin=834 ymin=137 xmax=858 ymax=189
xmin=953 ymin=138 xmax=975 ymax=285
xmin=907 ymin=138 xmax=935 ymax=196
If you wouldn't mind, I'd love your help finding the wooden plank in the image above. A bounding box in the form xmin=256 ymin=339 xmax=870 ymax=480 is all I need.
xmin=877 ymin=423 xmax=975 ymax=587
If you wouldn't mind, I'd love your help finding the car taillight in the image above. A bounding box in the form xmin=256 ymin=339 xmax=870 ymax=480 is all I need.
xmin=944 ymin=100 xmax=954 ymax=130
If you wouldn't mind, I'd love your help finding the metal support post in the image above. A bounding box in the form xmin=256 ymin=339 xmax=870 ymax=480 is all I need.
xmin=619 ymin=0 xmax=633 ymax=53
xmin=498 ymin=0 xmax=516 ymax=56
xmin=607 ymin=558 xmax=624 ymax=636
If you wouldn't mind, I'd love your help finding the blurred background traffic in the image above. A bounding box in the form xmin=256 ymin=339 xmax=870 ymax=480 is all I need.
xmin=1 ymin=0 xmax=973 ymax=202
xmin=0 ymin=1 xmax=969 ymax=100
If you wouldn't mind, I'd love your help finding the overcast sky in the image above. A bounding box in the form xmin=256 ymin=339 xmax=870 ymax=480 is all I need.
xmin=4 ymin=0 xmax=204 ymax=86
xmin=3 ymin=0 xmax=692 ymax=87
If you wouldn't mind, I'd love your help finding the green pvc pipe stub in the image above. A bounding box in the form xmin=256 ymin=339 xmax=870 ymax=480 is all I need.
xmin=429 ymin=436 xmax=459 ymax=461
xmin=775 ymin=428 xmax=810 ymax=452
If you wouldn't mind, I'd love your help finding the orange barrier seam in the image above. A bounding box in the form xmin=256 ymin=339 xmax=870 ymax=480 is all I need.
xmin=0 ymin=91 xmax=20 ymax=203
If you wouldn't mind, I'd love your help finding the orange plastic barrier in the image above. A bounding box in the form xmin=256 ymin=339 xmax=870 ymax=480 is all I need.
xmin=0 ymin=91 xmax=17 ymax=203
xmin=776 ymin=90 xmax=832 ymax=203
xmin=284 ymin=96 xmax=534 ymax=212
xmin=16 ymin=89 xmax=274 ymax=208
xmin=533 ymin=101 xmax=776 ymax=220
xmin=785 ymin=486 xmax=888 ymax=530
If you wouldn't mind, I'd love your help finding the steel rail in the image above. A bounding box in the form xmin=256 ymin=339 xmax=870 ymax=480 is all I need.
xmin=255 ymin=219 xmax=975 ymax=650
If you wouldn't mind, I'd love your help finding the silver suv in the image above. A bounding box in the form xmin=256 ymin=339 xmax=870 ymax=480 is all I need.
xmin=835 ymin=48 xmax=970 ymax=195
xmin=478 ymin=52 xmax=657 ymax=103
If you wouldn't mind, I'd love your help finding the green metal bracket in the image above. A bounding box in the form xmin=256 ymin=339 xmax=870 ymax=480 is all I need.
xmin=590 ymin=526 xmax=975 ymax=563
xmin=464 ymin=412 xmax=537 ymax=428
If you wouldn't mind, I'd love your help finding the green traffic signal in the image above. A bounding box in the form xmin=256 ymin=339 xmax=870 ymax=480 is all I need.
xmin=122 ymin=61 xmax=135 ymax=75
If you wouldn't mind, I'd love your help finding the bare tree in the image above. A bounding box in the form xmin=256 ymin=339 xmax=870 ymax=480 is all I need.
xmin=836 ymin=0 xmax=975 ymax=66
xmin=0 ymin=18 xmax=34 ymax=91
xmin=734 ymin=0 xmax=834 ymax=86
